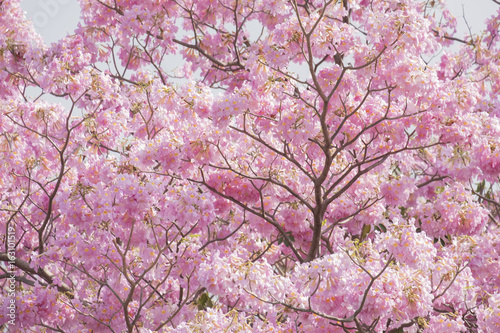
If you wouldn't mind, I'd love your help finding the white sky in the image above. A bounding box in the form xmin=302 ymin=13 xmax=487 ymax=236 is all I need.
xmin=17 ymin=0 xmax=498 ymax=111
xmin=448 ymin=0 xmax=499 ymax=37
xmin=20 ymin=0 xmax=498 ymax=45
xmin=21 ymin=0 xmax=81 ymax=44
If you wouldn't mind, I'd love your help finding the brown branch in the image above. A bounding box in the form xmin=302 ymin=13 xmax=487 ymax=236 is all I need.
xmin=172 ymin=38 xmax=244 ymax=71
xmin=0 ymin=253 xmax=73 ymax=296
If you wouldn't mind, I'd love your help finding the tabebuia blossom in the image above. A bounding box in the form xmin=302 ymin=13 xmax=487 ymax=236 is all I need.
xmin=2 ymin=0 xmax=500 ymax=331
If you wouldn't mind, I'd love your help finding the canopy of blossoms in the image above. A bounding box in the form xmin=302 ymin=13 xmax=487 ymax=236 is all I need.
xmin=1 ymin=0 xmax=500 ymax=332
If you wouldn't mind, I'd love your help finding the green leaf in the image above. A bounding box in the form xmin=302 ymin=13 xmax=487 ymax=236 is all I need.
xmin=277 ymin=232 xmax=295 ymax=247
xmin=476 ymin=180 xmax=486 ymax=194
xmin=282 ymin=231 xmax=295 ymax=247
xmin=360 ymin=224 xmax=371 ymax=240
xmin=197 ymin=292 xmax=213 ymax=310
xmin=393 ymin=165 xmax=402 ymax=176
xmin=399 ymin=206 xmax=408 ymax=218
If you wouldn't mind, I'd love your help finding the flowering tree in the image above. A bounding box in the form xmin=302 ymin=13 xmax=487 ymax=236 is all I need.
xmin=1 ymin=0 xmax=500 ymax=331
